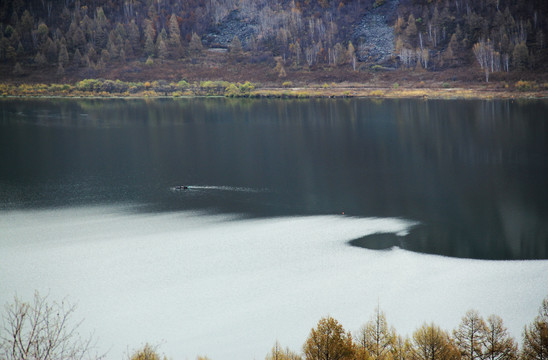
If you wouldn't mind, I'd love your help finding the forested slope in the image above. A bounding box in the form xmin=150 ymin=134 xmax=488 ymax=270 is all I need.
xmin=0 ymin=0 xmax=546 ymax=82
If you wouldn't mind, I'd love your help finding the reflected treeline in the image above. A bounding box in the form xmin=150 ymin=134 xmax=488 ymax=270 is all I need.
xmin=1 ymin=98 xmax=547 ymax=259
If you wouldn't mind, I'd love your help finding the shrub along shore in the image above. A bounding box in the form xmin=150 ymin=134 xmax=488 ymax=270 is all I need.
xmin=1 ymin=79 xmax=547 ymax=100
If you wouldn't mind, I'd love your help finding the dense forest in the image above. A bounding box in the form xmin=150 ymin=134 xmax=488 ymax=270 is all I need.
xmin=0 ymin=0 xmax=547 ymax=83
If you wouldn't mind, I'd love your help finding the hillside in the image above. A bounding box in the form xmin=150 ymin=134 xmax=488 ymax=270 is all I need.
xmin=0 ymin=0 xmax=547 ymax=85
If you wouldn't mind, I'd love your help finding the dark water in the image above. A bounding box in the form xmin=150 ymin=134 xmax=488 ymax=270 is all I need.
xmin=1 ymin=97 xmax=547 ymax=260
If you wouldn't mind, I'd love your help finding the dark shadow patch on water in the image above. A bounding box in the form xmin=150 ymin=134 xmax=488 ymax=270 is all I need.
xmin=348 ymin=233 xmax=406 ymax=251
xmin=348 ymin=223 xmax=548 ymax=260
xmin=348 ymin=225 xmax=488 ymax=259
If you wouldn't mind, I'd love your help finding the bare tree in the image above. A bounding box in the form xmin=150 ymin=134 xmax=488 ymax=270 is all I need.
xmin=0 ymin=291 xmax=102 ymax=360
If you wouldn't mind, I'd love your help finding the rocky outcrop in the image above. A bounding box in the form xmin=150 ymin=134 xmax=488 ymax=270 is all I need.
xmin=352 ymin=0 xmax=399 ymax=64
xmin=203 ymin=10 xmax=257 ymax=49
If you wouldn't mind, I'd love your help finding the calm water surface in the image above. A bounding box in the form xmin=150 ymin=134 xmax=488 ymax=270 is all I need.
xmin=1 ymin=97 xmax=547 ymax=260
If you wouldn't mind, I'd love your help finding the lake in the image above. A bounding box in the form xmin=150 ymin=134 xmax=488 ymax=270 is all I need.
xmin=1 ymin=98 xmax=547 ymax=359
xmin=2 ymin=97 xmax=547 ymax=259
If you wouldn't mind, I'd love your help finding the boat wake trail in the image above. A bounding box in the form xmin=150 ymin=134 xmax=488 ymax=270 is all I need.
xmin=170 ymin=185 xmax=266 ymax=193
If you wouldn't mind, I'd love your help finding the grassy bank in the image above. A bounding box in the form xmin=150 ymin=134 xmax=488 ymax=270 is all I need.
xmin=1 ymin=79 xmax=547 ymax=100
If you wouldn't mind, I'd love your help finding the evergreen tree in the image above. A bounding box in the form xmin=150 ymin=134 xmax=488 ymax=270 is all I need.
xmin=70 ymin=25 xmax=86 ymax=53
xmin=0 ymin=37 xmax=8 ymax=62
xmin=58 ymin=43 xmax=69 ymax=66
xmin=34 ymin=51 xmax=47 ymax=66
xmin=87 ymin=45 xmax=97 ymax=62
xmin=512 ymin=42 xmax=528 ymax=70
xmin=16 ymin=42 xmax=24 ymax=58
xmin=4 ymin=45 xmax=16 ymax=62
xmin=44 ymin=37 xmax=57 ymax=63
xmin=73 ymin=48 xmax=82 ymax=67
xmin=19 ymin=10 xmax=33 ymax=50
xmin=100 ymin=49 xmax=110 ymax=64
xmin=13 ymin=62 xmax=24 ymax=75
xmin=123 ymin=39 xmax=133 ymax=58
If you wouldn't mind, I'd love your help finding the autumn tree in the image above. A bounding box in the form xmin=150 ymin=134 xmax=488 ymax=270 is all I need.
xmin=189 ymin=32 xmax=203 ymax=59
xmin=393 ymin=334 xmax=412 ymax=360
xmin=354 ymin=307 xmax=395 ymax=360
xmin=303 ymin=316 xmax=354 ymax=360
xmin=127 ymin=19 xmax=140 ymax=54
xmin=333 ymin=42 xmax=346 ymax=65
xmin=157 ymin=38 xmax=168 ymax=61
xmin=229 ymin=35 xmax=243 ymax=60
xmin=522 ymin=296 xmax=548 ymax=360
xmin=94 ymin=7 xmax=109 ymax=50
xmin=405 ymin=14 xmax=418 ymax=47
xmin=144 ymin=21 xmax=156 ymax=57
xmin=128 ymin=343 xmax=165 ymax=360
xmin=291 ymin=41 xmax=302 ymax=66
xmin=412 ymin=322 xmax=458 ymax=360
xmin=483 ymin=315 xmax=517 ymax=360
xmin=168 ymin=13 xmax=183 ymax=59
xmin=347 ymin=41 xmax=356 ymax=71
xmin=34 ymin=22 xmax=49 ymax=50
xmin=0 ymin=291 xmax=101 ymax=360
xmin=453 ymin=310 xmax=488 ymax=360
xmin=266 ymin=340 xmax=302 ymax=360
xmin=444 ymin=33 xmax=459 ymax=66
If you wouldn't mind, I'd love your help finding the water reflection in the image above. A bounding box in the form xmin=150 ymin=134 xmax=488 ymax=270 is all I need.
xmin=0 ymin=98 xmax=547 ymax=259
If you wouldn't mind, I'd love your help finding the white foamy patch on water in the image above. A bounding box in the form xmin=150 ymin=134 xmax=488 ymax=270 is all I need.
xmin=0 ymin=207 xmax=546 ymax=360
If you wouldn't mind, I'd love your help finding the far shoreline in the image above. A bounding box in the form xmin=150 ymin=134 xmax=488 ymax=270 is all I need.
xmin=1 ymin=81 xmax=547 ymax=100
